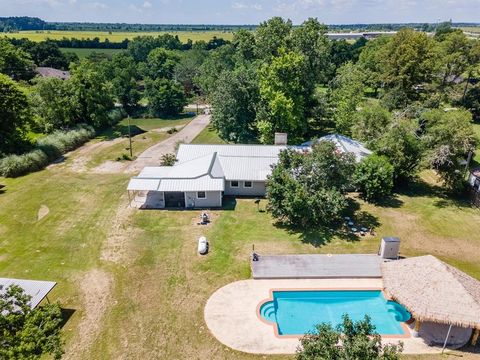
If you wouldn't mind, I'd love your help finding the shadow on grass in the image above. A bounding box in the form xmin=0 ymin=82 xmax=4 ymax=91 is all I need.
xmin=60 ymin=308 xmax=76 ymax=328
xmin=97 ymin=124 xmax=146 ymax=141
xmin=396 ymin=178 xmax=474 ymax=209
xmin=0 ymin=184 xmax=5 ymax=195
xmin=222 ymin=196 xmax=237 ymax=211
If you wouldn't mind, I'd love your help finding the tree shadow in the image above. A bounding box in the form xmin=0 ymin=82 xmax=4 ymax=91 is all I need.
xmin=397 ymin=178 xmax=475 ymax=209
xmin=59 ymin=308 xmax=76 ymax=328
xmin=370 ymin=195 xmax=404 ymax=208
xmin=0 ymin=184 xmax=5 ymax=195
xmin=97 ymin=124 xmax=146 ymax=141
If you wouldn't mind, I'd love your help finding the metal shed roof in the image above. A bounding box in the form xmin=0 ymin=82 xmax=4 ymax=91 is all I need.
xmin=302 ymin=134 xmax=372 ymax=162
xmin=127 ymin=178 xmax=161 ymax=191
xmin=0 ymin=278 xmax=56 ymax=309
xmin=176 ymin=144 xmax=287 ymax=163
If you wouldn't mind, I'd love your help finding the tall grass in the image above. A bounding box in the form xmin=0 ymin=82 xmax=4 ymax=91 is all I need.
xmin=0 ymin=125 xmax=95 ymax=177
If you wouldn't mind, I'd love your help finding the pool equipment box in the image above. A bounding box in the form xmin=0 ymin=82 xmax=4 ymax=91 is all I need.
xmin=379 ymin=237 xmax=400 ymax=259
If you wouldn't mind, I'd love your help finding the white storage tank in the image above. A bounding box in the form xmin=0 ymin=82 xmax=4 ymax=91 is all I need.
xmin=379 ymin=237 xmax=400 ymax=259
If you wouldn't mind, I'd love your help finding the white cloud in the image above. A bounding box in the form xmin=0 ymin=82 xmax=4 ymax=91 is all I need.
xmin=143 ymin=0 xmax=152 ymax=8
xmin=89 ymin=1 xmax=107 ymax=9
xmin=232 ymin=1 xmax=263 ymax=11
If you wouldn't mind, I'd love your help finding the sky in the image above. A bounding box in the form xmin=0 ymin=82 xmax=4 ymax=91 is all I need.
xmin=1 ymin=0 xmax=480 ymax=25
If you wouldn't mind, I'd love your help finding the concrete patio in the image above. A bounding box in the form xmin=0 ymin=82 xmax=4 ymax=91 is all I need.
xmin=204 ymin=279 xmax=457 ymax=355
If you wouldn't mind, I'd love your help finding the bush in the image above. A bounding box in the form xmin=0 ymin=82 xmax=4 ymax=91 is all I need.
xmin=0 ymin=125 xmax=95 ymax=177
xmin=353 ymin=155 xmax=394 ymax=202
xmin=160 ymin=153 xmax=176 ymax=166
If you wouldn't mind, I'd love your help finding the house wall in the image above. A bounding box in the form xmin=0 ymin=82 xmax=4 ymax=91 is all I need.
xmin=185 ymin=191 xmax=223 ymax=208
xmin=224 ymin=181 xmax=266 ymax=197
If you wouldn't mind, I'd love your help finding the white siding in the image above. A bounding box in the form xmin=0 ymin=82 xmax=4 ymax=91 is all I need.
xmin=224 ymin=181 xmax=266 ymax=196
xmin=185 ymin=191 xmax=223 ymax=208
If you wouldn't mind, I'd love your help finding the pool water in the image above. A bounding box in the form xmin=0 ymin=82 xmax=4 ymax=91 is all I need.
xmin=259 ymin=290 xmax=410 ymax=335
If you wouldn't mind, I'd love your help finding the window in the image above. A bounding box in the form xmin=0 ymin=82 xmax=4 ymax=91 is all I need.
xmin=231 ymin=181 xmax=239 ymax=188
xmin=244 ymin=181 xmax=252 ymax=188
xmin=197 ymin=191 xmax=206 ymax=199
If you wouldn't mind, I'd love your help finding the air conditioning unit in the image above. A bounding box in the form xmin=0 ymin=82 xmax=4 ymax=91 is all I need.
xmin=379 ymin=237 xmax=400 ymax=259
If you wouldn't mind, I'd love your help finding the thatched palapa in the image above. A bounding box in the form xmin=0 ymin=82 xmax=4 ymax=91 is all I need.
xmin=382 ymin=255 xmax=480 ymax=329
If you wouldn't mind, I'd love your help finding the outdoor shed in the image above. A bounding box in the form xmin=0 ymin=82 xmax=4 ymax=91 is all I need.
xmin=382 ymin=255 xmax=480 ymax=346
xmin=0 ymin=278 xmax=57 ymax=309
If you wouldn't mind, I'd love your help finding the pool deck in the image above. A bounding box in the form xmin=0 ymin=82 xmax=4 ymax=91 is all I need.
xmin=204 ymin=279 xmax=450 ymax=355
xmin=252 ymin=254 xmax=385 ymax=279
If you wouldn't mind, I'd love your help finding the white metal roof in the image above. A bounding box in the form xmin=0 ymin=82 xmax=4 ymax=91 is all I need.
xmin=158 ymin=176 xmax=224 ymax=192
xmin=176 ymin=144 xmax=286 ymax=163
xmin=127 ymin=178 xmax=161 ymax=191
xmin=218 ymin=156 xmax=278 ymax=181
xmin=302 ymin=134 xmax=372 ymax=162
xmin=0 ymin=278 xmax=56 ymax=309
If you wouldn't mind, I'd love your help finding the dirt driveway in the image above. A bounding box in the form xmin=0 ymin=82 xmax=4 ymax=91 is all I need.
xmin=124 ymin=114 xmax=210 ymax=173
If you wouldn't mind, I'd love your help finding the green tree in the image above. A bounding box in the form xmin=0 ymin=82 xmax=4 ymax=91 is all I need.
xmin=174 ymin=49 xmax=206 ymax=97
xmin=254 ymin=17 xmax=292 ymax=59
xmin=108 ymin=52 xmax=140 ymax=113
xmin=373 ymin=117 xmax=423 ymax=184
xmin=352 ymin=103 xmax=392 ymax=145
xmin=30 ymin=77 xmax=76 ymax=133
xmin=142 ymin=48 xmax=179 ymax=80
xmin=435 ymin=31 xmax=470 ymax=92
xmin=0 ymin=74 xmax=31 ymax=155
xmin=197 ymin=44 xmax=236 ymax=96
xmin=291 ymin=18 xmax=331 ymax=86
xmin=211 ymin=66 xmax=259 ymax=143
xmin=0 ymin=38 xmax=35 ymax=80
xmin=266 ymin=141 xmax=355 ymax=228
xmin=232 ymin=29 xmax=256 ymax=62
xmin=144 ymin=78 xmax=186 ymax=117
xmin=357 ymin=36 xmax=390 ymax=95
xmin=381 ymin=29 xmax=436 ymax=108
xmin=421 ymin=109 xmax=477 ymax=192
xmin=0 ymin=285 xmax=64 ymax=360
xmin=330 ymin=62 xmax=365 ymax=135
xmin=297 ymin=315 xmax=402 ymax=360
xmin=256 ymin=49 xmax=308 ymax=143
xmin=69 ymin=59 xmax=115 ymax=128
xmin=354 ymin=155 xmax=394 ymax=202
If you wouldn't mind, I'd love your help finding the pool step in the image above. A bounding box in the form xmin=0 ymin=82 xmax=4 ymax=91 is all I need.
xmin=260 ymin=302 xmax=277 ymax=321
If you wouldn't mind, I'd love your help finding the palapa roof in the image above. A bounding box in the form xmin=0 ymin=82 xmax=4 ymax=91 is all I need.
xmin=382 ymin=255 xmax=480 ymax=329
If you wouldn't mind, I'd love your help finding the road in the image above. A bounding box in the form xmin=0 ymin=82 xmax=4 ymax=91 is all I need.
xmin=124 ymin=113 xmax=211 ymax=173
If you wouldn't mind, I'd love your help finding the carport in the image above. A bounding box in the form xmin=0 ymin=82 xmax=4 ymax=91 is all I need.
xmin=0 ymin=278 xmax=57 ymax=308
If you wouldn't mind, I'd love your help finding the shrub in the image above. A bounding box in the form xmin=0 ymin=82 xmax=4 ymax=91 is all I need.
xmin=160 ymin=153 xmax=176 ymax=166
xmin=0 ymin=125 xmax=95 ymax=177
xmin=353 ymin=155 xmax=394 ymax=202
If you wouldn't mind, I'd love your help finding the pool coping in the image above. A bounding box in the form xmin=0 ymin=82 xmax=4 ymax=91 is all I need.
xmin=255 ymin=287 xmax=411 ymax=339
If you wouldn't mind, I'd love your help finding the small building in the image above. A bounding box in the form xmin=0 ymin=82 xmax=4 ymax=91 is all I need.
xmin=382 ymin=255 xmax=480 ymax=347
xmin=35 ymin=67 xmax=71 ymax=80
xmin=468 ymin=168 xmax=480 ymax=207
xmin=0 ymin=278 xmax=56 ymax=309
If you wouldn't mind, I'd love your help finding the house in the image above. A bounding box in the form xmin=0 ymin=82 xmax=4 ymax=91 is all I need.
xmin=35 ymin=67 xmax=71 ymax=80
xmin=127 ymin=135 xmax=371 ymax=209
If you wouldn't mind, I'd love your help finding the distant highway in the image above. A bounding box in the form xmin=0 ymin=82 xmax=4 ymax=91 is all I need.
xmin=326 ymin=31 xmax=397 ymax=40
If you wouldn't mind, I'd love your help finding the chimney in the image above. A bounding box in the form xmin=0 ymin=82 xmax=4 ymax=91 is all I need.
xmin=274 ymin=132 xmax=288 ymax=145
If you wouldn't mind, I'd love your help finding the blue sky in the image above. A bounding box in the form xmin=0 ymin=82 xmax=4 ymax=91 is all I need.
xmin=1 ymin=0 xmax=479 ymax=24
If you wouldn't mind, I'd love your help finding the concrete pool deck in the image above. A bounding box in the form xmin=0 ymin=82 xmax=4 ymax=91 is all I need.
xmin=204 ymin=279 xmax=451 ymax=355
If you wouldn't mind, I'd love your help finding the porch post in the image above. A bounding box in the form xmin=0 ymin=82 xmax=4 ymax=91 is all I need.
xmin=471 ymin=328 xmax=480 ymax=346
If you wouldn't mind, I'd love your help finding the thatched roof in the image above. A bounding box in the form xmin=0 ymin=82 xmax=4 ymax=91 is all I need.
xmin=382 ymin=255 xmax=480 ymax=329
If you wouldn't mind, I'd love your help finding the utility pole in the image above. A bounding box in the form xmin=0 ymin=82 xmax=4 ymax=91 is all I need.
xmin=127 ymin=115 xmax=133 ymax=158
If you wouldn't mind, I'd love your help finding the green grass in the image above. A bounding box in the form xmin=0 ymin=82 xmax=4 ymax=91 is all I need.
xmin=5 ymin=30 xmax=234 ymax=43
xmin=60 ymin=47 xmax=124 ymax=59
xmin=1 ymin=142 xmax=480 ymax=357
xmin=191 ymin=125 xmax=227 ymax=144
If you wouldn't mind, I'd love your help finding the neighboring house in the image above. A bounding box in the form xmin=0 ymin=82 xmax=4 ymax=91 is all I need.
xmin=35 ymin=67 xmax=71 ymax=80
xmin=127 ymin=135 xmax=371 ymax=209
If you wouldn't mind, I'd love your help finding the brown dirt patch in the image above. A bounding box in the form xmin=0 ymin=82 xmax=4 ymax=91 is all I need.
xmin=100 ymin=196 xmax=139 ymax=265
xmin=64 ymin=268 xmax=113 ymax=360
xmin=91 ymin=160 xmax=127 ymax=174
xmin=37 ymin=204 xmax=49 ymax=221
xmin=67 ymin=138 xmax=124 ymax=173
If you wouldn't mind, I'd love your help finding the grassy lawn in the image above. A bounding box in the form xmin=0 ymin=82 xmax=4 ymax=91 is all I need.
xmin=6 ymin=30 xmax=234 ymax=42
xmin=1 ymin=151 xmax=480 ymax=358
xmin=192 ymin=125 xmax=227 ymax=144
xmin=60 ymin=47 xmax=124 ymax=59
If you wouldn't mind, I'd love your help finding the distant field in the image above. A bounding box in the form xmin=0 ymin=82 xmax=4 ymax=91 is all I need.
xmin=3 ymin=30 xmax=234 ymax=42
xmin=60 ymin=47 xmax=124 ymax=58
xmin=460 ymin=26 xmax=480 ymax=34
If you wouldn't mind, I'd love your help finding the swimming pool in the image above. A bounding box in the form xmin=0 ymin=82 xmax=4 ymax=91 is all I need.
xmin=259 ymin=290 xmax=410 ymax=336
